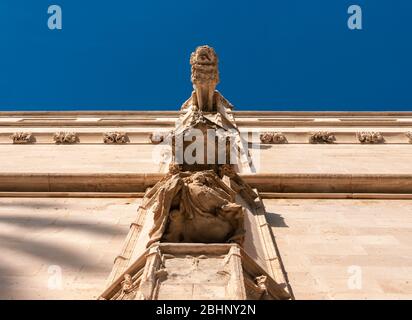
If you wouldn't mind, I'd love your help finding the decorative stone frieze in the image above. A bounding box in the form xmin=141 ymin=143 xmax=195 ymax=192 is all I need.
xmin=103 ymin=132 xmax=129 ymax=144
xmin=53 ymin=132 xmax=79 ymax=144
xmin=10 ymin=132 xmax=34 ymax=144
xmin=259 ymin=132 xmax=287 ymax=144
xmin=309 ymin=131 xmax=336 ymax=144
xmin=357 ymin=131 xmax=384 ymax=144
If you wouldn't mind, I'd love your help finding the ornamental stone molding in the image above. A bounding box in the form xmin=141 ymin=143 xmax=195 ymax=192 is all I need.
xmin=357 ymin=131 xmax=384 ymax=144
xmin=309 ymin=131 xmax=336 ymax=144
xmin=53 ymin=132 xmax=79 ymax=144
xmin=10 ymin=132 xmax=34 ymax=144
xmin=259 ymin=132 xmax=287 ymax=144
xmin=103 ymin=132 xmax=129 ymax=144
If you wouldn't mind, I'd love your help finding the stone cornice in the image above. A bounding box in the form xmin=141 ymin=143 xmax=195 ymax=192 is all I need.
xmin=1 ymin=111 xmax=412 ymax=125
xmin=0 ymin=172 xmax=411 ymax=194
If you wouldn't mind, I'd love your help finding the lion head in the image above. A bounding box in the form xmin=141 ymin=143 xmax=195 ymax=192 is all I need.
xmin=190 ymin=45 xmax=219 ymax=85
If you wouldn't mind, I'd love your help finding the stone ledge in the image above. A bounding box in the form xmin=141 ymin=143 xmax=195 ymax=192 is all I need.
xmin=0 ymin=173 xmax=411 ymax=193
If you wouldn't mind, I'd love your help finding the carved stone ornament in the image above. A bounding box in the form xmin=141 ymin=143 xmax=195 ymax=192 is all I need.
xmin=168 ymin=162 xmax=182 ymax=175
xmin=10 ymin=132 xmax=34 ymax=144
xmin=190 ymin=45 xmax=219 ymax=112
xmin=259 ymin=132 xmax=287 ymax=144
xmin=147 ymin=170 xmax=245 ymax=247
xmin=309 ymin=131 xmax=336 ymax=144
xmin=99 ymin=46 xmax=291 ymax=301
xmin=53 ymin=132 xmax=78 ymax=144
xmin=218 ymin=164 xmax=236 ymax=178
xmin=357 ymin=131 xmax=384 ymax=144
xmin=255 ymin=275 xmax=269 ymax=297
xmin=406 ymin=132 xmax=412 ymax=143
xmin=149 ymin=132 xmax=164 ymax=144
xmin=103 ymin=132 xmax=129 ymax=144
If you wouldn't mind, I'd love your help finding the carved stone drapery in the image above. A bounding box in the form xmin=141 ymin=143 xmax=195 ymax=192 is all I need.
xmin=357 ymin=131 xmax=384 ymax=144
xmin=10 ymin=132 xmax=34 ymax=144
xmin=103 ymin=132 xmax=129 ymax=144
xmin=147 ymin=170 xmax=245 ymax=247
xmin=309 ymin=131 xmax=336 ymax=144
xmin=53 ymin=132 xmax=78 ymax=144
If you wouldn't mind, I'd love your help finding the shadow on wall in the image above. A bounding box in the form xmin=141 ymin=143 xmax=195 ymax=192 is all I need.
xmin=265 ymin=211 xmax=289 ymax=228
xmin=0 ymin=214 xmax=124 ymax=235
xmin=0 ymin=264 xmax=18 ymax=299
xmin=0 ymin=213 xmax=127 ymax=299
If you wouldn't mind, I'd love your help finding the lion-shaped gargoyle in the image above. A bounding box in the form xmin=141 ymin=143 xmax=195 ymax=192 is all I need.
xmin=147 ymin=170 xmax=245 ymax=247
xmin=189 ymin=45 xmax=220 ymax=112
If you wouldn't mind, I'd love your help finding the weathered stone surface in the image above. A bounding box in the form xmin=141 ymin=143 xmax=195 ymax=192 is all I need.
xmin=265 ymin=198 xmax=412 ymax=300
xmin=100 ymin=243 xmax=289 ymax=300
xmin=0 ymin=197 xmax=140 ymax=299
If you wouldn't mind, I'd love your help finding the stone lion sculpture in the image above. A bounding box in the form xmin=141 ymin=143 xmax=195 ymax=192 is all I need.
xmin=188 ymin=45 xmax=220 ymax=112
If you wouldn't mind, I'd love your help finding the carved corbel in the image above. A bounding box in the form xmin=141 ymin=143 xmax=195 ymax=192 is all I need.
xmin=53 ymin=132 xmax=79 ymax=144
xmin=357 ymin=131 xmax=384 ymax=144
xmin=259 ymin=132 xmax=287 ymax=144
xmin=309 ymin=131 xmax=336 ymax=144
xmin=103 ymin=132 xmax=129 ymax=144
xmin=10 ymin=132 xmax=34 ymax=144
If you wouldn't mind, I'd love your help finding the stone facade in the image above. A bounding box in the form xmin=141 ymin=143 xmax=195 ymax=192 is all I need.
xmin=0 ymin=46 xmax=411 ymax=300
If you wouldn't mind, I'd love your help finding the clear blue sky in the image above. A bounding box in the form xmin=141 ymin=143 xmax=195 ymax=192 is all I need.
xmin=0 ymin=0 xmax=411 ymax=111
